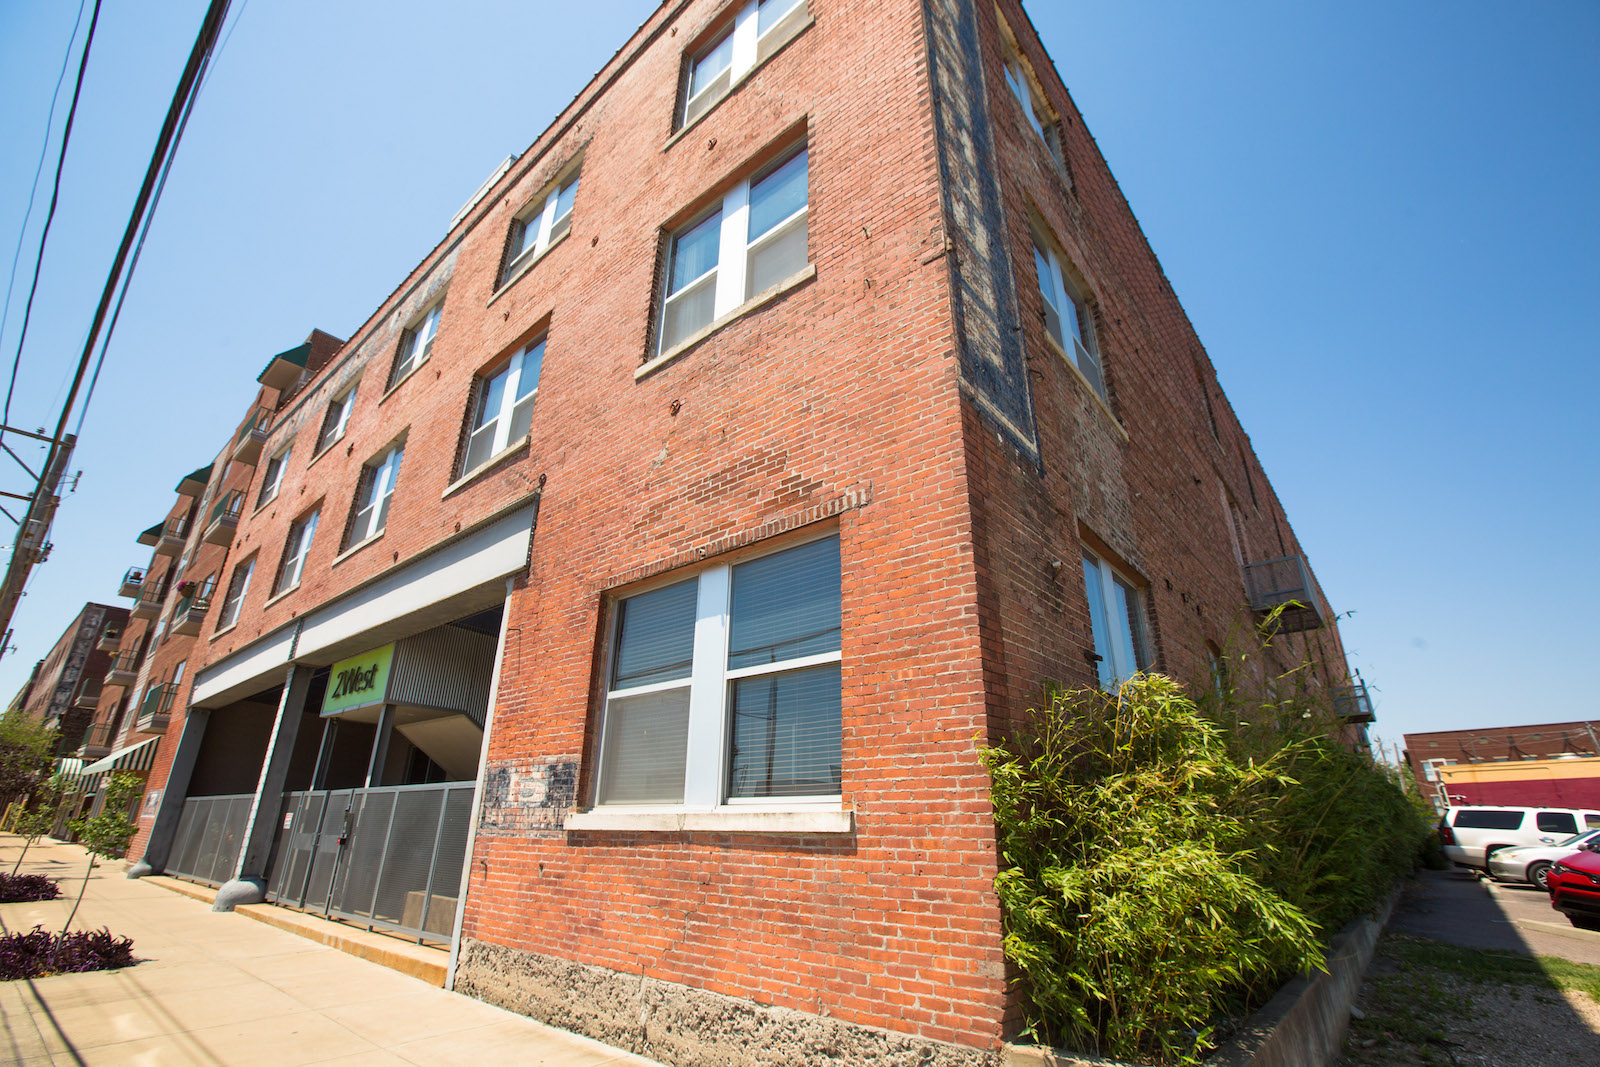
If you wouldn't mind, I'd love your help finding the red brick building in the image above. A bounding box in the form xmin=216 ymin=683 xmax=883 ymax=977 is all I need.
xmin=79 ymin=2 xmax=1361 ymax=1062
xmin=4 ymin=601 xmax=126 ymax=756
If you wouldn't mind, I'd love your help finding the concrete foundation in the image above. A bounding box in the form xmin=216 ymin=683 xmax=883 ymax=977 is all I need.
xmin=455 ymin=939 xmax=1000 ymax=1067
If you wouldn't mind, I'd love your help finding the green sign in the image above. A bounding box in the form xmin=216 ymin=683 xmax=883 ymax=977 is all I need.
xmin=321 ymin=644 xmax=395 ymax=716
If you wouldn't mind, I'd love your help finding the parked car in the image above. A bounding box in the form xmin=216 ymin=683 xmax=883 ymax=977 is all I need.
xmin=1546 ymin=843 xmax=1600 ymax=929
xmin=1438 ymin=805 xmax=1600 ymax=873
xmin=1488 ymin=827 xmax=1600 ymax=889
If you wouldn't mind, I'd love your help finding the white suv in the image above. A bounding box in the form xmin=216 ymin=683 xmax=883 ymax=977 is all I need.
xmin=1439 ymin=806 xmax=1600 ymax=872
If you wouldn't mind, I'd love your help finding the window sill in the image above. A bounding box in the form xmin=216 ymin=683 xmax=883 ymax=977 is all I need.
xmin=440 ymin=434 xmax=531 ymax=500
xmin=251 ymin=492 xmax=277 ymax=517
xmin=636 ymin=263 xmax=816 ymax=382
xmin=262 ymin=584 xmax=301 ymax=609
xmin=209 ymin=620 xmax=238 ymax=642
xmin=331 ymin=531 xmax=384 ymax=568
xmin=564 ymin=806 xmax=852 ymax=835
xmin=1044 ymin=333 xmax=1129 ymax=442
xmin=487 ymin=228 xmax=571 ymax=309
xmin=379 ymin=360 xmax=430 ymax=406
xmin=307 ymin=436 xmax=344 ymax=471
xmin=662 ymin=14 xmax=816 ymax=154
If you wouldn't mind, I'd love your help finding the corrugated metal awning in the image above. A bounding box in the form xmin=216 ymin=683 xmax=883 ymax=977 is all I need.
xmin=82 ymin=736 xmax=160 ymax=777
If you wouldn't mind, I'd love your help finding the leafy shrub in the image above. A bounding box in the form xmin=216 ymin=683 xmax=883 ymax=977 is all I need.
xmin=983 ymin=669 xmax=1430 ymax=1064
xmin=0 ymin=926 xmax=135 ymax=981
xmin=0 ymin=873 xmax=61 ymax=903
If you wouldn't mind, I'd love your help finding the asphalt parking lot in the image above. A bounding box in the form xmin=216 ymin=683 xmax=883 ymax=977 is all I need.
xmin=1389 ymin=867 xmax=1600 ymax=966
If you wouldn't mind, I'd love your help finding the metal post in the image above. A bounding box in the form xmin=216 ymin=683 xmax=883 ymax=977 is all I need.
xmin=416 ymin=788 xmax=452 ymax=942
xmin=365 ymin=705 xmax=395 ymax=788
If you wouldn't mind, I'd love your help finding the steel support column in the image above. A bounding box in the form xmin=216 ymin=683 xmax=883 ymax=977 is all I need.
xmin=127 ymin=706 xmax=211 ymax=878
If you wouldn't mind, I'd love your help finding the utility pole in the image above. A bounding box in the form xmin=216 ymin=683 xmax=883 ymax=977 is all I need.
xmin=0 ymin=427 xmax=75 ymax=665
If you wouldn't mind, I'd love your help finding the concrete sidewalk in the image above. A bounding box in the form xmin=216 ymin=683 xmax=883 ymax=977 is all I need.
xmin=0 ymin=834 xmax=660 ymax=1066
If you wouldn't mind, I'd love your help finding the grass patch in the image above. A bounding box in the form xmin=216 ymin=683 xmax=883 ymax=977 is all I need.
xmin=1383 ymin=933 xmax=1600 ymax=1001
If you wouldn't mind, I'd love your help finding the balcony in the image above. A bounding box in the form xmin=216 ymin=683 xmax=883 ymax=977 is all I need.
xmin=171 ymin=589 xmax=211 ymax=637
xmin=96 ymin=627 xmax=122 ymax=653
xmin=136 ymin=522 xmax=163 ymax=547
xmin=231 ymin=406 xmax=273 ymax=465
xmin=130 ymin=582 xmax=165 ymax=621
xmin=104 ymin=651 xmax=138 ymax=688
xmin=1242 ymin=555 xmax=1329 ymax=634
xmin=257 ymin=341 xmax=311 ymax=392
xmin=174 ymin=464 xmax=213 ymax=498
xmin=1334 ymin=684 xmax=1376 ymax=725
xmin=72 ymin=680 xmax=103 ymax=709
xmin=118 ymin=566 xmax=146 ymax=598
xmin=153 ymin=515 xmax=190 ymax=557
xmin=80 ymin=721 xmax=116 ymax=760
xmin=203 ymin=490 xmax=244 ymax=546
xmin=137 ymin=683 xmax=178 ymax=733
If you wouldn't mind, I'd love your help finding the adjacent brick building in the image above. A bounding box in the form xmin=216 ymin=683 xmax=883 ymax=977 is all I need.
xmin=5 ymin=601 xmax=126 ymax=756
xmin=1404 ymin=722 xmax=1600 ymax=812
xmin=69 ymin=2 xmax=1364 ymax=1062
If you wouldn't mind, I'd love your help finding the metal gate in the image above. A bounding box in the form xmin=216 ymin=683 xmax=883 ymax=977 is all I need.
xmin=264 ymin=782 xmax=475 ymax=943
xmin=165 ymin=793 xmax=255 ymax=886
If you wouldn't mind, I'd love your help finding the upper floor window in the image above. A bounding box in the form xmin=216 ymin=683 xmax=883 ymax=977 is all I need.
xmin=660 ymin=145 xmax=809 ymax=352
xmin=462 ymin=338 xmax=544 ymax=476
xmin=502 ymin=170 xmax=580 ymax=286
xmin=390 ymin=301 xmax=443 ymax=388
xmin=347 ymin=442 xmax=404 ymax=547
xmin=315 ymin=382 xmax=358 ymax=455
xmin=275 ymin=509 xmax=320 ymax=595
xmin=1082 ymin=550 xmax=1148 ymax=689
xmin=1032 ymin=236 xmax=1105 ymax=398
xmin=998 ymin=15 xmax=1063 ymax=162
xmin=257 ymin=445 xmax=290 ymax=508
xmin=596 ymin=534 xmax=841 ymax=807
xmin=680 ymin=0 xmax=809 ymax=127
xmin=217 ymin=557 xmax=254 ymax=631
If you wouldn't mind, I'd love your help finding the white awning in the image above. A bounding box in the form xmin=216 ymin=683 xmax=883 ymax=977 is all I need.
xmin=82 ymin=736 xmax=160 ymax=777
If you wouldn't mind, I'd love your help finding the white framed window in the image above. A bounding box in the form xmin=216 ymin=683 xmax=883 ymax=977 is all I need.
xmin=596 ymin=534 xmax=841 ymax=808
xmin=275 ymin=509 xmax=320 ymax=594
xmin=217 ymin=557 xmax=254 ymax=630
xmin=315 ymin=382 xmax=358 ymax=455
xmin=1032 ymin=237 xmax=1105 ymax=398
xmin=462 ymin=338 xmax=544 ymax=475
xmin=681 ymin=0 xmax=808 ymax=126
xmin=502 ymin=170 xmax=580 ymax=284
xmin=659 ymin=145 xmax=809 ymax=352
xmin=347 ymin=443 xmax=404 ymax=547
xmin=1082 ymin=550 xmax=1148 ymax=689
xmin=390 ymin=301 xmax=443 ymax=387
xmin=257 ymin=445 xmax=290 ymax=508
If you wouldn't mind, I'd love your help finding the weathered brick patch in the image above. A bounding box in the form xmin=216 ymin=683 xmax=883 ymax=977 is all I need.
xmin=455 ymin=938 xmax=1001 ymax=1067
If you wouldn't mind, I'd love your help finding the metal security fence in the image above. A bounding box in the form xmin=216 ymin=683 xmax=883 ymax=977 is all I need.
xmin=265 ymin=782 xmax=474 ymax=943
xmin=166 ymin=793 xmax=255 ymax=886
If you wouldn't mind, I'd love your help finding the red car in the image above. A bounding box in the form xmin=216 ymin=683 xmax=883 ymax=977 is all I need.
xmin=1547 ymin=844 xmax=1600 ymax=928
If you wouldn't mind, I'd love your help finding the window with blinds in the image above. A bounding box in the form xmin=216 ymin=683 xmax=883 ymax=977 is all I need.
xmin=597 ymin=534 xmax=842 ymax=807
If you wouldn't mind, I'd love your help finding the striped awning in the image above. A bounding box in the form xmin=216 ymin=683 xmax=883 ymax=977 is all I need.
xmin=54 ymin=757 xmax=88 ymax=785
xmin=82 ymin=736 xmax=160 ymax=777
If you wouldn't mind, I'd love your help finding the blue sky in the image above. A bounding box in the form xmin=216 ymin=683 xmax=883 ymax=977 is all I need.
xmin=0 ymin=2 xmax=1594 ymax=757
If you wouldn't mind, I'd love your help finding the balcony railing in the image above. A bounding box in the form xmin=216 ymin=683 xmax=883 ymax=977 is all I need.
xmin=80 ymin=720 xmax=117 ymax=759
xmin=72 ymin=680 xmax=103 ymax=709
xmin=1242 ymin=555 xmax=1328 ymax=634
xmin=138 ymin=683 xmax=178 ymax=733
xmin=203 ymin=490 xmax=244 ymax=546
xmin=1333 ymin=684 xmax=1376 ymax=725
xmin=96 ymin=627 xmax=122 ymax=653
xmin=231 ymin=406 xmax=273 ymax=465
xmin=131 ymin=581 xmax=166 ymax=621
xmin=172 ymin=591 xmax=211 ymax=637
xmin=104 ymin=651 xmax=138 ymax=688
xmin=118 ymin=566 xmax=146 ymax=598
xmin=153 ymin=515 xmax=190 ymax=557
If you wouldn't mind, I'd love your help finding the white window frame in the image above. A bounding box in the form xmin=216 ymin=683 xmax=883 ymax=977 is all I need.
xmin=1082 ymin=550 xmax=1147 ymax=689
xmin=275 ymin=510 xmax=320 ymax=594
xmin=390 ymin=301 xmax=443 ymax=387
xmin=502 ymin=169 xmax=581 ymax=284
xmin=658 ymin=144 xmax=809 ymax=353
xmin=257 ymin=445 xmax=290 ymax=508
xmin=680 ymin=0 xmax=806 ymax=126
xmin=461 ymin=338 xmax=544 ymax=477
xmin=348 ymin=443 xmax=404 ymax=546
xmin=315 ymin=382 xmax=358 ymax=456
xmin=216 ymin=557 xmax=254 ymax=630
xmin=595 ymin=532 xmax=842 ymax=812
xmin=1032 ymin=236 xmax=1106 ymax=399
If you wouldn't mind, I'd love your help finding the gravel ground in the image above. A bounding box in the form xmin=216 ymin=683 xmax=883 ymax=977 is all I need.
xmin=1336 ymin=935 xmax=1600 ymax=1065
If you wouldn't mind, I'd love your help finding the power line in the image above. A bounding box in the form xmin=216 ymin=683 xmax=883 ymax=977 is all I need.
xmin=1 ymin=0 xmax=104 ymax=452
